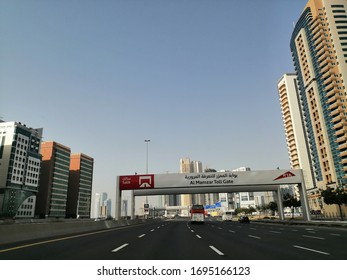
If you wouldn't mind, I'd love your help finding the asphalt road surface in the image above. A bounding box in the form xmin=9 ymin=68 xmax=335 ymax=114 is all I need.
xmin=0 ymin=219 xmax=346 ymax=260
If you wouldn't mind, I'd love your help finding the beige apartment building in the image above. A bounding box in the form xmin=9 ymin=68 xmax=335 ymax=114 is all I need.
xmin=288 ymin=0 xmax=347 ymax=217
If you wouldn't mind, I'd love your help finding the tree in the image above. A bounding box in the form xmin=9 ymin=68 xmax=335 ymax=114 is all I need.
xmin=283 ymin=193 xmax=301 ymax=219
xmin=266 ymin=201 xmax=278 ymax=216
xmin=320 ymin=187 xmax=347 ymax=221
xmin=204 ymin=168 xmax=217 ymax=172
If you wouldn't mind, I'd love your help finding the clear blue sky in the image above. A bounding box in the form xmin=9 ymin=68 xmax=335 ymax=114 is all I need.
xmin=1 ymin=0 xmax=307 ymax=200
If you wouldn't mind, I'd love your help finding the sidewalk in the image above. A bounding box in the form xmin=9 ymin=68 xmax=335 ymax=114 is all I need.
xmin=252 ymin=218 xmax=347 ymax=228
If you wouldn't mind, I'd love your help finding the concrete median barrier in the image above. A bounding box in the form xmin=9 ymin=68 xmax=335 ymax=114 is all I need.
xmin=0 ymin=219 xmax=157 ymax=245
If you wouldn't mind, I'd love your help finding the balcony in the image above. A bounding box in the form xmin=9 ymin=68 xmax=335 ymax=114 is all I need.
xmin=321 ymin=63 xmax=331 ymax=74
xmin=330 ymin=107 xmax=344 ymax=117
xmin=335 ymin=127 xmax=345 ymax=137
xmin=326 ymin=86 xmax=339 ymax=98
xmin=334 ymin=119 xmax=347 ymax=129
xmin=328 ymin=100 xmax=342 ymax=111
xmin=327 ymin=95 xmax=338 ymax=104
xmin=339 ymin=142 xmax=347 ymax=150
xmin=316 ymin=44 xmax=329 ymax=57
xmin=332 ymin=112 xmax=344 ymax=122
xmin=336 ymin=135 xmax=347 ymax=144
xmin=323 ymin=75 xmax=336 ymax=86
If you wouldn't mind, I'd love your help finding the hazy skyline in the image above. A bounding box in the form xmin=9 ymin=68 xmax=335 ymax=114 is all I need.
xmin=1 ymin=0 xmax=308 ymax=204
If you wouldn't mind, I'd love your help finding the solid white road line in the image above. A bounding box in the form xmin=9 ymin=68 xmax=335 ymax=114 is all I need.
xmin=248 ymin=235 xmax=261 ymax=239
xmin=138 ymin=234 xmax=146 ymax=238
xmin=209 ymin=246 xmax=224 ymax=255
xmin=302 ymin=235 xmax=325 ymax=240
xmin=112 ymin=243 xmax=129 ymax=252
xmin=293 ymin=245 xmax=330 ymax=255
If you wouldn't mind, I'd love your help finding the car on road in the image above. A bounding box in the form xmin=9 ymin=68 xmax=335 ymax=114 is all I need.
xmin=222 ymin=211 xmax=233 ymax=221
xmin=238 ymin=216 xmax=250 ymax=223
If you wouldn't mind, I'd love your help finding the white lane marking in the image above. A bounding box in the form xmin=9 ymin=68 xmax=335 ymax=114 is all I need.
xmin=305 ymin=228 xmax=315 ymax=231
xmin=218 ymin=227 xmax=223 ymax=230
xmin=157 ymin=226 xmax=161 ymax=229
xmin=209 ymin=246 xmax=224 ymax=255
xmin=330 ymin=233 xmax=341 ymax=236
xmin=269 ymin=231 xmax=281 ymax=234
xmin=248 ymin=235 xmax=261 ymax=239
xmin=229 ymin=230 xmax=236 ymax=233
xmin=150 ymin=229 xmax=155 ymax=232
xmin=302 ymin=235 xmax=325 ymax=240
xmin=191 ymin=230 xmax=194 ymax=233
xmin=138 ymin=234 xmax=146 ymax=238
xmin=196 ymin=235 xmax=202 ymax=239
xmin=293 ymin=245 xmax=330 ymax=255
xmin=112 ymin=243 xmax=129 ymax=252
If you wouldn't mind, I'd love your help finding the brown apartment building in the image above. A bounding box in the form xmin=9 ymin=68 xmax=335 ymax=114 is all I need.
xmin=36 ymin=141 xmax=71 ymax=218
xmin=66 ymin=153 xmax=94 ymax=218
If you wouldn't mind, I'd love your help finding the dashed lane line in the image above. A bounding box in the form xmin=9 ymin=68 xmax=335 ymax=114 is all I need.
xmin=248 ymin=235 xmax=261 ymax=239
xmin=209 ymin=246 xmax=224 ymax=256
xmin=111 ymin=243 xmax=129 ymax=253
xmin=196 ymin=235 xmax=202 ymax=239
xmin=138 ymin=234 xmax=146 ymax=238
xmin=293 ymin=245 xmax=330 ymax=255
xmin=269 ymin=231 xmax=281 ymax=234
xmin=302 ymin=235 xmax=325 ymax=240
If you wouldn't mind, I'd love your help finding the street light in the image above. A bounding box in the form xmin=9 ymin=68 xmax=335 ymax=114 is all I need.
xmin=144 ymin=139 xmax=150 ymax=207
xmin=144 ymin=139 xmax=150 ymax=174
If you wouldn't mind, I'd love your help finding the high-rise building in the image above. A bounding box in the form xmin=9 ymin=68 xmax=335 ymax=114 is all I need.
xmin=36 ymin=141 xmax=71 ymax=218
xmin=290 ymin=0 xmax=347 ymax=216
xmin=94 ymin=192 xmax=101 ymax=218
xmin=93 ymin=192 xmax=112 ymax=219
xmin=178 ymin=158 xmax=205 ymax=207
xmin=0 ymin=121 xmax=42 ymax=218
xmin=66 ymin=153 xmax=94 ymax=218
xmin=277 ymin=74 xmax=317 ymax=209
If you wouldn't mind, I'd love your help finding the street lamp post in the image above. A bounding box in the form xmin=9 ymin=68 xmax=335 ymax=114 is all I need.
xmin=145 ymin=139 xmax=150 ymax=174
xmin=144 ymin=140 xmax=150 ymax=213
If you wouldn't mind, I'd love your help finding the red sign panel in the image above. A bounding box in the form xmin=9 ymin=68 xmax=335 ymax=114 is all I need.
xmin=273 ymin=171 xmax=296 ymax=181
xmin=119 ymin=174 xmax=155 ymax=190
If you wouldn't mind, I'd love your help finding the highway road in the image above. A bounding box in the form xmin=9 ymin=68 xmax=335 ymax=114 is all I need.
xmin=0 ymin=219 xmax=346 ymax=260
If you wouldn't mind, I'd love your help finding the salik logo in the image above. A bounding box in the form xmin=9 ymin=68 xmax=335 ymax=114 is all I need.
xmin=119 ymin=174 xmax=154 ymax=190
xmin=139 ymin=176 xmax=153 ymax=188
xmin=273 ymin=171 xmax=296 ymax=181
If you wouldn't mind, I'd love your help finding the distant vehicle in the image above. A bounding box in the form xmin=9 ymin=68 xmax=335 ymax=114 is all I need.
xmin=238 ymin=216 xmax=250 ymax=223
xmin=190 ymin=204 xmax=205 ymax=223
xmin=222 ymin=211 xmax=233 ymax=221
